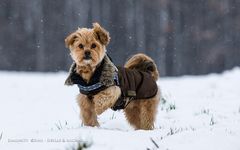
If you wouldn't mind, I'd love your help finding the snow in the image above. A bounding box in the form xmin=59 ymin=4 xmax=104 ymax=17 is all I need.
xmin=0 ymin=68 xmax=240 ymax=150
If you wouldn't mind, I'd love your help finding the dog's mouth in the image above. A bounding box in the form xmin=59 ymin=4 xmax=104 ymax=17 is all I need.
xmin=82 ymin=57 xmax=93 ymax=64
xmin=83 ymin=56 xmax=92 ymax=60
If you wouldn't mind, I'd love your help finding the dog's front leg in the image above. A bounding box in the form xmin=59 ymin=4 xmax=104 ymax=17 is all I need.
xmin=77 ymin=94 xmax=99 ymax=127
xmin=93 ymin=86 xmax=121 ymax=115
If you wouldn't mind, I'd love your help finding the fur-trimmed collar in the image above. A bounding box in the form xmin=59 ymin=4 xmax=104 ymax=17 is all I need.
xmin=65 ymin=55 xmax=118 ymax=88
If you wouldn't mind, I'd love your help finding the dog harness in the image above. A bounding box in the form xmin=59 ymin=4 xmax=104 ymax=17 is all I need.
xmin=65 ymin=55 xmax=158 ymax=110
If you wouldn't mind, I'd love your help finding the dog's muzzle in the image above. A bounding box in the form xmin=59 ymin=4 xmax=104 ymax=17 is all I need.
xmin=83 ymin=50 xmax=92 ymax=60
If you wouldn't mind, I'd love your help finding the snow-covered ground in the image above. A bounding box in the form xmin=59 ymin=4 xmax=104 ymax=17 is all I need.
xmin=0 ymin=68 xmax=240 ymax=150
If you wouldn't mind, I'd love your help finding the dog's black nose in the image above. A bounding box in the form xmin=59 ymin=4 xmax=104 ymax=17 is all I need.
xmin=84 ymin=50 xmax=91 ymax=59
xmin=85 ymin=51 xmax=91 ymax=56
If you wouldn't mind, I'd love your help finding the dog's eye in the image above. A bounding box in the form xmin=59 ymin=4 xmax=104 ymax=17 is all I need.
xmin=91 ymin=43 xmax=96 ymax=49
xmin=79 ymin=44 xmax=84 ymax=49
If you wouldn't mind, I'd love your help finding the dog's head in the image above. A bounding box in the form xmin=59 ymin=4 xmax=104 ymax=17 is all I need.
xmin=65 ymin=23 xmax=110 ymax=67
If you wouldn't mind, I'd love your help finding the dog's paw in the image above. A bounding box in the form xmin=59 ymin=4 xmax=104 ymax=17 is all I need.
xmin=85 ymin=121 xmax=100 ymax=127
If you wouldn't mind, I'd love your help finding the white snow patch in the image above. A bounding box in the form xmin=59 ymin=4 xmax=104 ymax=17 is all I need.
xmin=0 ymin=68 xmax=240 ymax=150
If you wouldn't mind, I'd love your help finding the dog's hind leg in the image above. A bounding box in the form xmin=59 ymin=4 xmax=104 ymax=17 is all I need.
xmin=124 ymin=93 xmax=160 ymax=130
xmin=77 ymin=94 xmax=99 ymax=127
xmin=138 ymin=98 xmax=158 ymax=130
xmin=124 ymin=101 xmax=141 ymax=129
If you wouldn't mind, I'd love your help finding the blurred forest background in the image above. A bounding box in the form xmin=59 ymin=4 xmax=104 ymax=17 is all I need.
xmin=0 ymin=0 xmax=240 ymax=76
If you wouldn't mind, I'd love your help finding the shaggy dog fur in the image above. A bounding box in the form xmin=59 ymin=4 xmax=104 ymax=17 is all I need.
xmin=65 ymin=23 xmax=160 ymax=130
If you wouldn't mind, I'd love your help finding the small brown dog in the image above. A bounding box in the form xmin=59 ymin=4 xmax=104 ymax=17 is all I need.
xmin=65 ymin=23 xmax=160 ymax=130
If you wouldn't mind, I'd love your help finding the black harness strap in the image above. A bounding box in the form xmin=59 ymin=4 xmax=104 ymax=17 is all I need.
xmin=77 ymin=72 xmax=119 ymax=97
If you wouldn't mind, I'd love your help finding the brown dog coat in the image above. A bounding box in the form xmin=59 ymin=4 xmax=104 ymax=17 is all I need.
xmin=65 ymin=55 xmax=158 ymax=110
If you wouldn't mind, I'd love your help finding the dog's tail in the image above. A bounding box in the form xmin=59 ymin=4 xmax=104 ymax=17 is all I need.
xmin=124 ymin=53 xmax=159 ymax=81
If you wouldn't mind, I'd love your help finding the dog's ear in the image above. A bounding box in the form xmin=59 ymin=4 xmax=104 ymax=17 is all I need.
xmin=65 ymin=32 xmax=78 ymax=48
xmin=93 ymin=23 xmax=110 ymax=46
